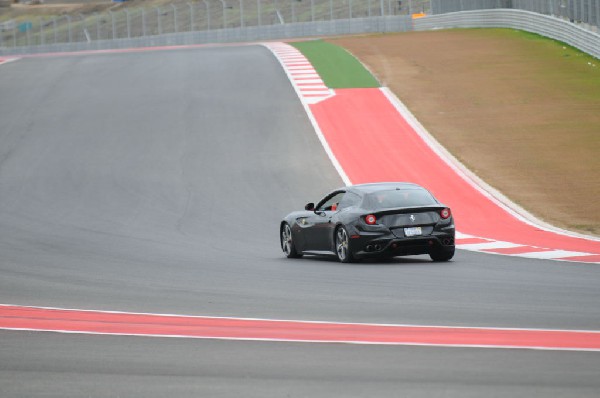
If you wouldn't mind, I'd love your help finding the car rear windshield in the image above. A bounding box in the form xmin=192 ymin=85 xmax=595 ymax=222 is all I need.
xmin=364 ymin=189 xmax=438 ymax=210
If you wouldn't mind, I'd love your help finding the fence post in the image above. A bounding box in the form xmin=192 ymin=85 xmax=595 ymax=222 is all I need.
xmin=109 ymin=10 xmax=116 ymax=40
xmin=94 ymin=13 xmax=100 ymax=41
xmin=188 ymin=3 xmax=194 ymax=31
xmin=257 ymin=0 xmax=261 ymax=25
xmin=13 ymin=24 xmax=16 ymax=48
xmin=39 ymin=17 xmax=44 ymax=46
xmin=125 ymin=9 xmax=131 ymax=39
xmin=171 ymin=4 xmax=178 ymax=33
xmin=53 ymin=17 xmax=57 ymax=44
xmin=219 ymin=0 xmax=226 ymax=29
xmin=239 ymin=0 xmax=244 ymax=28
xmin=26 ymin=21 xmax=31 ymax=47
xmin=156 ymin=7 xmax=162 ymax=35
xmin=142 ymin=8 xmax=147 ymax=37
xmin=66 ymin=15 xmax=72 ymax=43
xmin=327 ymin=0 xmax=331 ymax=20
xmin=203 ymin=0 xmax=211 ymax=30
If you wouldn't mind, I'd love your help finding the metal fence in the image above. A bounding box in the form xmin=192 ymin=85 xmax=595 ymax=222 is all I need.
xmin=430 ymin=0 xmax=599 ymax=30
xmin=1 ymin=0 xmax=599 ymax=55
xmin=0 ymin=0 xmax=430 ymax=52
xmin=0 ymin=16 xmax=413 ymax=55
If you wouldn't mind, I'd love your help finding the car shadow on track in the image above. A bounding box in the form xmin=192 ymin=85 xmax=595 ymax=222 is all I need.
xmin=285 ymin=255 xmax=448 ymax=267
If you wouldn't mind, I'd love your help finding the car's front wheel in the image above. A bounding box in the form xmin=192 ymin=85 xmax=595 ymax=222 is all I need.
xmin=335 ymin=226 xmax=355 ymax=263
xmin=281 ymin=223 xmax=302 ymax=258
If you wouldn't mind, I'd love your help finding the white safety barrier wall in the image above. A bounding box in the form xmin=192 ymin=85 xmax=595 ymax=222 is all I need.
xmin=430 ymin=0 xmax=599 ymax=31
xmin=415 ymin=8 xmax=600 ymax=59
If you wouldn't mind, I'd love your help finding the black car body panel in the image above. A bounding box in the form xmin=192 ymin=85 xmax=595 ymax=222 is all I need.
xmin=280 ymin=182 xmax=455 ymax=262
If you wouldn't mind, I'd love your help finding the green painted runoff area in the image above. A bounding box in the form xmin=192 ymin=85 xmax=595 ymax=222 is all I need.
xmin=291 ymin=40 xmax=380 ymax=89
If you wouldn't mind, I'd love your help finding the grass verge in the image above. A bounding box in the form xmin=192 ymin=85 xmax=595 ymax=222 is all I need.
xmin=291 ymin=39 xmax=380 ymax=89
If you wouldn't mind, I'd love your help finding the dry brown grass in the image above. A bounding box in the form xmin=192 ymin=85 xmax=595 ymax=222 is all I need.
xmin=330 ymin=29 xmax=600 ymax=236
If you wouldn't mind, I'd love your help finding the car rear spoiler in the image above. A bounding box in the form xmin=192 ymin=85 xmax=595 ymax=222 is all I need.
xmin=369 ymin=205 xmax=448 ymax=217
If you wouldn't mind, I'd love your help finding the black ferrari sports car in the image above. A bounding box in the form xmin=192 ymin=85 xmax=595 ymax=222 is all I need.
xmin=280 ymin=182 xmax=455 ymax=262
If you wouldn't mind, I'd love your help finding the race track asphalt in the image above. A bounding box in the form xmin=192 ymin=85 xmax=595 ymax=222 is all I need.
xmin=1 ymin=45 xmax=599 ymax=397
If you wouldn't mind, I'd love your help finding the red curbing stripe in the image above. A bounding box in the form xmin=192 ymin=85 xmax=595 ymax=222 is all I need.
xmin=558 ymin=254 xmax=600 ymax=263
xmin=299 ymin=88 xmax=331 ymax=92
xmin=0 ymin=57 xmax=19 ymax=65
xmin=455 ymin=238 xmax=492 ymax=245
xmin=1 ymin=305 xmax=600 ymax=351
xmin=483 ymin=246 xmax=555 ymax=255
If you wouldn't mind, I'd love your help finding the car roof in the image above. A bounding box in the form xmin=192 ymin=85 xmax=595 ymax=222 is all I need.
xmin=344 ymin=182 xmax=426 ymax=195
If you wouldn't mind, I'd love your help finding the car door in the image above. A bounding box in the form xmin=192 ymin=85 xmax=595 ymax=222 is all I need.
xmin=305 ymin=191 xmax=346 ymax=252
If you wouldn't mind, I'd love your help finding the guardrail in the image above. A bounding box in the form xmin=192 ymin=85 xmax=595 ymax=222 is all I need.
xmin=430 ymin=0 xmax=599 ymax=32
xmin=414 ymin=8 xmax=600 ymax=59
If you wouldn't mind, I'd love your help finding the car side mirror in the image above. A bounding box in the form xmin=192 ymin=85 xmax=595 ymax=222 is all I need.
xmin=305 ymin=202 xmax=315 ymax=211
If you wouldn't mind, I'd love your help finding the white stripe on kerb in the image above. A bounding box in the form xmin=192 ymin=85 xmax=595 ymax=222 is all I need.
xmin=458 ymin=241 xmax=523 ymax=251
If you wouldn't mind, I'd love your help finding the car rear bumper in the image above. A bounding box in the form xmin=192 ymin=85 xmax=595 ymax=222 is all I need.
xmin=352 ymin=233 xmax=455 ymax=259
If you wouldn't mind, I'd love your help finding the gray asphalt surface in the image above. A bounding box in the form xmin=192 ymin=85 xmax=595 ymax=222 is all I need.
xmin=1 ymin=46 xmax=599 ymax=396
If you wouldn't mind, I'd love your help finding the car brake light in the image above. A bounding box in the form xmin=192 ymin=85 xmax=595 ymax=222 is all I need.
xmin=440 ymin=208 xmax=451 ymax=219
xmin=365 ymin=214 xmax=377 ymax=225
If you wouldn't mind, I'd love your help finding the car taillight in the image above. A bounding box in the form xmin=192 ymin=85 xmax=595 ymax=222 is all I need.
xmin=365 ymin=214 xmax=377 ymax=225
xmin=440 ymin=208 xmax=451 ymax=219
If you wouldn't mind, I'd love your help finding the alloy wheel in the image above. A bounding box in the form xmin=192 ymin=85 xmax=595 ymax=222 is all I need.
xmin=336 ymin=227 xmax=349 ymax=262
xmin=282 ymin=224 xmax=293 ymax=256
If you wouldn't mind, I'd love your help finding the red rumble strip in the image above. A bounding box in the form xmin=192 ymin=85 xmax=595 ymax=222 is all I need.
xmin=0 ymin=57 xmax=19 ymax=65
xmin=1 ymin=305 xmax=600 ymax=351
xmin=263 ymin=42 xmax=333 ymax=104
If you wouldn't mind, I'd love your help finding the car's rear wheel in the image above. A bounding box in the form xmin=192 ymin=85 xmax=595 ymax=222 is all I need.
xmin=335 ymin=226 xmax=354 ymax=263
xmin=281 ymin=223 xmax=302 ymax=258
xmin=429 ymin=247 xmax=455 ymax=262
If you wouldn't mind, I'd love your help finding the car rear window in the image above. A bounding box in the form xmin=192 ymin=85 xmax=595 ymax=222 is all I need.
xmin=365 ymin=189 xmax=437 ymax=210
